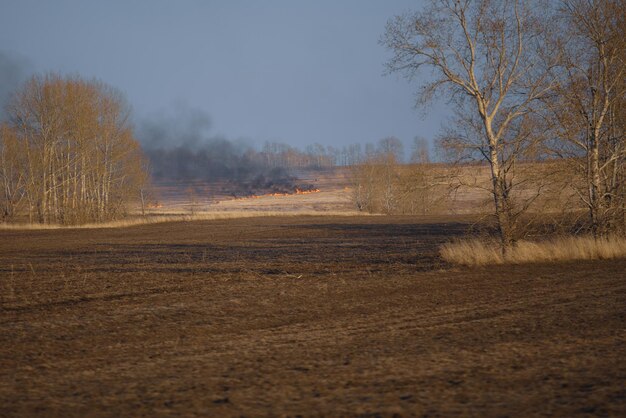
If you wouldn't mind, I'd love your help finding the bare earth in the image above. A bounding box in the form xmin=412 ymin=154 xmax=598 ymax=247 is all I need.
xmin=0 ymin=215 xmax=624 ymax=417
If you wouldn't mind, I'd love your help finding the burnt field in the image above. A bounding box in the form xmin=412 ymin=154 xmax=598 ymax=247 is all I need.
xmin=0 ymin=215 xmax=625 ymax=417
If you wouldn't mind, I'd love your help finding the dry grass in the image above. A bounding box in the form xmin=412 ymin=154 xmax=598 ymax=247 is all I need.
xmin=440 ymin=235 xmax=626 ymax=266
xmin=0 ymin=210 xmax=368 ymax=230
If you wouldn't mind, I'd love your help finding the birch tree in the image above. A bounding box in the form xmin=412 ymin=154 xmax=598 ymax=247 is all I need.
xmin=382 ymin=0 xmax=558 ymax=250
xmin=5 ymin=74 xmax=147 ymax=224
xmin=547 ymin=0 xmax=626 ymax=236
xmin=0 ymin=123 xmax=25 ymax=221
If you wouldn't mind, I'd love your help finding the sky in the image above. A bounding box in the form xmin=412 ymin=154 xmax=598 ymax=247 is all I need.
xmin=0 ymin=0 xmax=448 ymax=152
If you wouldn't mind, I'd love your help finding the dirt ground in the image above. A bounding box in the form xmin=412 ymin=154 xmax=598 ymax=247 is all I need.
xmin=0 ymin=215 xmax=624 ymax=417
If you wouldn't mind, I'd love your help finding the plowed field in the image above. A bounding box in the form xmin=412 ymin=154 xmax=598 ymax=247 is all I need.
xmin=1 ymin=216 xmax=624 ymax=416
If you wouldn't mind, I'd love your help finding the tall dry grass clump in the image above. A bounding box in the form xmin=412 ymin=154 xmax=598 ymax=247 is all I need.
xmin=440 ymin=235 xmax=626 ymax=266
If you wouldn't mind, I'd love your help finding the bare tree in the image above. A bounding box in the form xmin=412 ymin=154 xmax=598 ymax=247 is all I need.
xmin=377 ymin=136 xmax=404 ymax=162
xmin=546 ymin=0 xmax=626 ymax=236
xmin=410 ymin=136 xmax=430 ymax=164
xmin=351 ymin=160 xmax=378 ymax=212
xmin=5 ymin=74 xmax=147 ymax=224
xmin=351 ymin=136 xmax=448 ymax=215
xmin=0 ymin=123 xmax=25 ymax=221
xmin=383 ymin=0 xmax=558 ymax=251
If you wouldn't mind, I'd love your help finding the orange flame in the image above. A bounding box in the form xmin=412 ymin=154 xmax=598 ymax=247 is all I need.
xmin=295 ymin=188 xmax=321 ymax=195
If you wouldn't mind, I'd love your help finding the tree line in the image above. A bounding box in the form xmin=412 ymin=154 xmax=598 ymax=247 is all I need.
xmin=258 ymin=140 xmax=406 ymax=169
xmin=0 ymin=74 xmax=147 ymax=224
xmin=381 ymin=0 xmax=625 ymax=249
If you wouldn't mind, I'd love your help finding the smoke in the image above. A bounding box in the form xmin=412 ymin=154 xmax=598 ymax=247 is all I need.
xmin=137 ymin=105 xmax=298 ymax=194
xmin=0 ymin=51 xmax=31 ymax=121
xmin=138 ymin=104 xmax=213 ymax=151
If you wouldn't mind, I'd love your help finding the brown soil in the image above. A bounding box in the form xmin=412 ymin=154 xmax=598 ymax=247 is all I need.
xmin=0 ymin=216 xmax=624 ymax=417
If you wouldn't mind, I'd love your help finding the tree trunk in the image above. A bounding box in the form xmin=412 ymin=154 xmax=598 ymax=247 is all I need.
xmin=490 ymin=154 xmax=514 ymax=252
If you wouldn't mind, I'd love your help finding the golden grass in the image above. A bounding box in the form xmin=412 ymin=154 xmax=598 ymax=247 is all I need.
xmin=440 ymin=235 xmax=626 ymax=266
xmin=0 ymin=210 xmax=368 ymax=230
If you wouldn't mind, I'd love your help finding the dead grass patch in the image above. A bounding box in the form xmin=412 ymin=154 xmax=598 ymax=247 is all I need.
xmin=440 ymin=235 xmax=626 ymax=266
xmin=0 ymin=210 xmax=369 ymax=230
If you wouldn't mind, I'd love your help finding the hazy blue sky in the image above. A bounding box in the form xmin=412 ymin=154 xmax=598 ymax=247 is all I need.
xmin=0 ymin=0 xmax=447 ymax=150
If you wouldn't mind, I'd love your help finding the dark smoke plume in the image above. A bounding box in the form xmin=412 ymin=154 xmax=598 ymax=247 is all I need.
xmin=139 ymin=104 xmax=213 ymax=151
xmin=137 ymin=105 xmax=300 ymax=195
